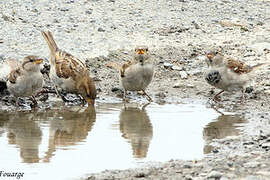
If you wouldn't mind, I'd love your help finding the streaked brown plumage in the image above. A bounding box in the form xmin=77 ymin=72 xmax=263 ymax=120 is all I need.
xmin=42 ymin=31 xmax=96 ymax=106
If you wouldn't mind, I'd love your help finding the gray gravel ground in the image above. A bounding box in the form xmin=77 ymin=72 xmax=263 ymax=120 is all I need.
xmin=1 ymin=0 xmax=270 ymax=179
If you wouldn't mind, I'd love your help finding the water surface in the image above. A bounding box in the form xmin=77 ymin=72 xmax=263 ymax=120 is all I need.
xmin=0 ymin=103 xmax=247 ymax=180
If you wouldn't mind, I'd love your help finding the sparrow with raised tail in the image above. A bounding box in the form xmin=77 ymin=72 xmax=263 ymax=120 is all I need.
xmin=106 ymin=46 xmax=154 ymax=102
xmin=205 ymin=50 xmax=266 ymax=101
xmin=42 ymin=31 xmax=96 ymax=106
xmin=5 ymin=56 xmax=44 ymax=107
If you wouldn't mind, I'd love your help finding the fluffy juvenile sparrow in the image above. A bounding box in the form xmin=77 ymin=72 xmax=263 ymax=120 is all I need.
xmin=42 ymin=31 xmax=96 ymax=106
xmin=205 ymin=50 xmax=266 ymax=101
xmin=107 ymin=46 xmax=154 ymax=102
xmin=6 ymin=56 xmax=44 ymax=107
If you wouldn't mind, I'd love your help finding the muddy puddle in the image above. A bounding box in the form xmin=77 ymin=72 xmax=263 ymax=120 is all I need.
xmin=0 ymin=102 xmax=247 ymax=180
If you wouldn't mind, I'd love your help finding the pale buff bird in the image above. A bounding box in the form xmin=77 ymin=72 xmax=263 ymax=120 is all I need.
xmin=205 ymin=50 xmax=267 ymax=101
xmin=5 ymin=56 xmax=44 ymax=107
xmin=42 ymin=31 xmax=96 ymax=106
xmin=107 ymin=46 xmax=154 ymax=102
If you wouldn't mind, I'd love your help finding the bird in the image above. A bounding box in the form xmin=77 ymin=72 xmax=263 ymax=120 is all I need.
xmin=205 ymin=50 xmax=266 ymax=101
xmin=106 ymin=46 xmax=154 ymax=102
xmin=5 ymin=56 xmax=44 ymax=107
xmin=42 ymin=31 xmax=96 ymax=106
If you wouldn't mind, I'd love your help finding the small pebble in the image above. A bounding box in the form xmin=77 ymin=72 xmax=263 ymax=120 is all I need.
xmin=98 ymin=27 xmax=105 ymax=32
xmin=207 ymin=171 xmax=223 ymax=179
xmin=186 ymin=84 xmax=194 ymax=88
xmin=264 ymin=90 xmax=270 ymax=95
xmin=164 ymin=62 xmax=173 ymax=69
xmin=173 ymin=82 xmax=181 ymax=88
xmin=155 ymin=92 xmax=166 ymax=98
xmin=261 ymin=142 xmax=270 ymax=148
xmin=179 ymin=71 xmax=188 ymax=79
xmin=172 ymin=65 xmax=182 ymax=71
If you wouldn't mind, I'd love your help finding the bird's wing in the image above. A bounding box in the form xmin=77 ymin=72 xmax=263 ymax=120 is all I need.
xmin=226 ymin=58 xmax=252 ymax=74
xmin=0 ymin=59 xmax=20 ymax=82
xmin=106 ymin=60 xmax=134 ymax=77
xmin=106 ymin=62 xmax=122 ymax=71
xmin=54 ymin=50 xmax=87 ymax=79
xmin=7 ymin=59 xmax=20 ymax=69
xmin=120 ymin=60 xmax=134 ymax=77
xmin=8 ymin=67 xmax=22 ymax=84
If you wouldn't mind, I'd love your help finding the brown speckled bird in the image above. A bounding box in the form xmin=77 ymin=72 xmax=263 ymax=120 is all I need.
xmin=42 ymin=31 xmax=96 ymax=106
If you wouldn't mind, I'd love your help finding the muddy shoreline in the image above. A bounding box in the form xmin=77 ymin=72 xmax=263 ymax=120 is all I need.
xmin=1 ymin=0 xmax=270 ymax=179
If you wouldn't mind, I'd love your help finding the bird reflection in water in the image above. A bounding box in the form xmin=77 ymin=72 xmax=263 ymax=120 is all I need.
xmin=43 ymin=107 xmax=96 ymax=162
xmin=203 ymin=114 xmax=246 ymax=154
xmin=0 ymin=115 xmax=7 ymax=137
xmin=5 ymin=112 xmax=42 ymax=163
xmin=119 ymin=105 xmax=153 ymax=158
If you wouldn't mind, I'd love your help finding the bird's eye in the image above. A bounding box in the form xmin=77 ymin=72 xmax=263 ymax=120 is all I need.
xmin=145 ymin=48 xmax=148 ymax=52
xmin=29 ymin=59 xmax=34 ymax=62
xmin=215 ymin=51 xmax=219 ymax=55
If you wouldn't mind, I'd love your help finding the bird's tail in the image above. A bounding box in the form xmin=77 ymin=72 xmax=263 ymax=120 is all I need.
xmin=42 ymin=31 xmax=59 ymax=54
xmin=106 ymin=62 xmax=122 ymax=71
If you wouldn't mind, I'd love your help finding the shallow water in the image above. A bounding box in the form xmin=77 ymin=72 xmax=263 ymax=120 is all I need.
xmin=0 ymin=103 xmax=247 ymax=180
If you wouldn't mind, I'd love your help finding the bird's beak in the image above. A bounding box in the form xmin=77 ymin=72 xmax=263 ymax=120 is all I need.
xmin=85 ymin=97 xmax=95 ymax=106
xmin=136 ymin=49 xmax=145 ymax=55
xmin=34 ymin=59 xmax=44 ymax=64
xmin=206 ymin=53 xmax=214 ymax=60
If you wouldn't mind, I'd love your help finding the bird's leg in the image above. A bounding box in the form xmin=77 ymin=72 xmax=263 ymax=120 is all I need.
xmin=241 ymin=88 xmax=246 ymax=103
xmin=53 ymin=85 xmax=62 ymax=98
xmin=142 ymin=90 xmax=153 ymax=102
xmin=213 ymin=90 xmax=224 ymax=102
xmin=77 ymin=94 xmax=86 ymax=105
xmin=15 ymin=97 xmax=27 ymax=107
xmin=34 ymin=87 xmax=57 ymax=102
xmin=142 ymin=102 xmax=151 ymax=110
xmin=123 ymin=90 xmax=127 ymax=109
xmin=35 ymin=88 xmax=58 ymax=97
xmin=39 ymin=86 xmax=72 ymax=103
xmin=123 ymin=90 xmax=127 ymax=102
xmin=30 ymin=96 xmax=38 ymax=108
xmin=15 ymin=97 xmax=20 ymax=107
xmin=210 ymin=104 xmax=225 ymax=115
xmin=123 ymin=90 xmax=131 ymax=103
xmin=58 ymin=91 xmax=73 ymax=103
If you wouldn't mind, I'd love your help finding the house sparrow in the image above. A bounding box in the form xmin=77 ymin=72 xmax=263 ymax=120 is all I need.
xmin=6 ymin=56 xmax=44 ymax=107
xmin=205 ymin=50 xmax=266 ymax=101
xmin=42 ymin=31 xmax=96 ymax=106
xmin=106 ymin=46 xmax=154 ymax=102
